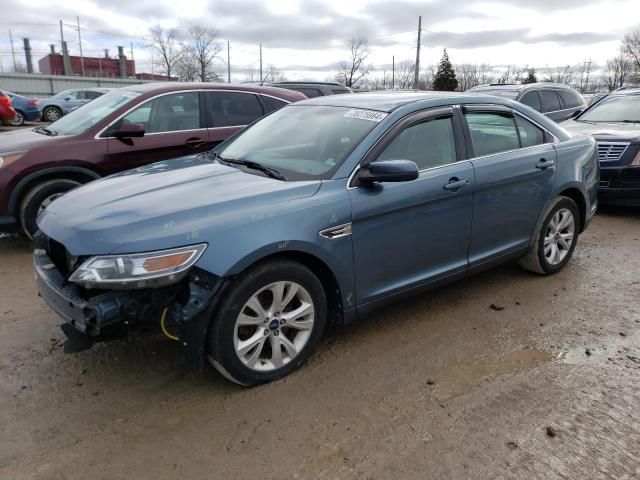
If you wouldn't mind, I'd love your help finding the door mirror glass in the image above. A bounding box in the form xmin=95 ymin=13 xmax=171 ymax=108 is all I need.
xmin=357 ymin=160 xmax=419 ymax=184
xmin=114 ymin=122 xmax=145 ymax=138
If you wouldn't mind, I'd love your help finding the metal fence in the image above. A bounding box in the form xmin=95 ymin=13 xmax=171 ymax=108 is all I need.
xmin=0 ymin=73 xmax=153 ymax=98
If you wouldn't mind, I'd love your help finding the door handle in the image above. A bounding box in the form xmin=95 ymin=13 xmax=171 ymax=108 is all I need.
xmin=443 ymin=177 xmax=470 ymax=191
xmin=535 ymin=158 xmax=555 ymax=170
xmin=185 ymin=138 xmax=206 ymax=148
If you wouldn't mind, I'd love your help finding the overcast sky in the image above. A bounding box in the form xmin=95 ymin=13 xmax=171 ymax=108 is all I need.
xmin=0 ymin=0 xmax=638 ymax=80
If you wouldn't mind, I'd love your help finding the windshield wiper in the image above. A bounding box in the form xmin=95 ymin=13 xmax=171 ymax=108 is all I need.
xmin=620 ymin=120 xmax=640 ymax=123
xmin=212 ymin=152 xmax=287 ymax=181
xmin=33 ymin=126 xmax=57 ymax=136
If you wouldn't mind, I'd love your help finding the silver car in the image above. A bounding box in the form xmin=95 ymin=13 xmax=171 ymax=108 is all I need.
xmin=39 ymin=88 xmax=112 ymax=122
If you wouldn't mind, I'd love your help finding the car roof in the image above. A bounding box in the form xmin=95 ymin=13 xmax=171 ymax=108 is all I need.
xmin=121 ymin=82 xmax=305 ymax=102
xmin=608 ymin=87 xmax=640 ymax=96
xmin=272 ymin=81 xmax=347 ymax=87
xmin=294 ymin=91 xmax=467 ymax=112
xmin=471 ymin=82 xmax=577 ymax=92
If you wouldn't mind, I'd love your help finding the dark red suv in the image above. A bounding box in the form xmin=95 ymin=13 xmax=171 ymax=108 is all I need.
xmin=0 ymin=83 xmax=305 ymax=237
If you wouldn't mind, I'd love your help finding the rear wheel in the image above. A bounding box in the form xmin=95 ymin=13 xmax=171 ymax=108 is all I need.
xmin=19 ymin=179 xmax=81 ymax=239
xmin=42 ymin=106 xmax=62 ymax=122
xmin=208 ymin=259 xmax=327 ymax=386
xmin=519 ymin=196 xmax=579 ymax=275
xmin=9 ymin=110 xmax=25 ymax=126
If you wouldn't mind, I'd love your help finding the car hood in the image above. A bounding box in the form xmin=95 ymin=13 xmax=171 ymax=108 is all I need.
xmin=37 ymin=155 xmax=322 ymax=255
xmin=560 ymin=120 xmax=640 ymax=142
xmin=0 ymin=127 xmax=60 ymax=152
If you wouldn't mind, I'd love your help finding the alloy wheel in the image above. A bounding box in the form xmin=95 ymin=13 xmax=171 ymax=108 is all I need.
xmin=9 ymin=112 xmax=24 ymax=126
xmin=234 ymin=281 xmax=315 ymax=371
xmin=544 ymin=208 xmax=575 ymax=265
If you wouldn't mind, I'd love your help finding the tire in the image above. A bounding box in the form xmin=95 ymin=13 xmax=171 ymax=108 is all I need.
xmin=207 ymin=259 xmax=327 ymax=386
xmin=42 ymin=106 xmax=62 ymax=122
xmin=9 ymin=110 xmax=25 ymax=127
xmin=19 ymin=179 xmax=81 ymax=239
xmin=519 ymin=196 xmax=580 ymax=275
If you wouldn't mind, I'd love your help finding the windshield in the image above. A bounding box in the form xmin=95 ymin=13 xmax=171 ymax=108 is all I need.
xmin=43 ymin=90 xmax=141 ymax=136
xmin=217 ymin=105 xmax=383 ymax=180
xmin=471 ymin=89 xmax=519 ymax=99
xmin=578 ymin=94 xmax=640 ymax=122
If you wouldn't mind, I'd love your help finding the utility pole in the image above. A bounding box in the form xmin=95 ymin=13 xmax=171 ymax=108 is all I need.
xmin=76 ymin=16 xmax=85 ymax=76
xmin=59 ymin=20 xmax=65 ymax=51
xmin=584 ymin=58 xmax=592 ymax=92
xmin=392 ymin=55 xmax=395 ymax=90
xmin=414 ymin=15 xmax=422 ymax=89
xmin=227 ymin=41 xmax=231 ymax=83
xmin=8 ymin=30 xmax=17 ymax=72
xmin=259 ymin=43 xmax=263 ymax=85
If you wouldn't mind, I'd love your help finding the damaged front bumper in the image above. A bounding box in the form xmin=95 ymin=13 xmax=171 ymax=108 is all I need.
xmin=34 ymin=247 xmax=226 ymax=369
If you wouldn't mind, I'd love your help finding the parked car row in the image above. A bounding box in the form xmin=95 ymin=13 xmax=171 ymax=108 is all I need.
xmin=1 ymin=78 xmax=635 ymax=386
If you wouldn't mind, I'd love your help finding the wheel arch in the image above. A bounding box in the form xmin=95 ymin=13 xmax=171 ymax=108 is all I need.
xmin=224 ymin=248 xmax=346 ymax=325
xmin=557 ymin=187 xmax=587 ymax=233
xmin=9 ymin=166 xmax=101 ymax=217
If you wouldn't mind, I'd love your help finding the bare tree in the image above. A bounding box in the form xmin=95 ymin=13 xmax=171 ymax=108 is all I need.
xmin=147 ymin=26 xmax=182 ymax=78
xmin=454 ymin=63 xmax=494 ymax=91
xmin=176 ymin=46 xmax=198 ymax=82
xmin=495 ymin=65 xmax=525 ymax=84
xmin=262 ymin=64 xmax=286 ymax=83
xmin=602 ymin=54 xmax=632 ymax=90
xmin=623 ymin=31 xmax=640 ymax=74
xmin=336 ymin=37 xmax=374 ymax=88
xmin=244 ymin=64 xmax=258 ymax=82
xmin=542 ymin=65 xmax=575 ymax=84
xmin=394 ymin=60 xmax=415 ymax=89
xmin=186 ymin=24 xmax=223 ymax=82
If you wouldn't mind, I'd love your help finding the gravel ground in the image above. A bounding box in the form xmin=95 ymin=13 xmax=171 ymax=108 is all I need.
xmin=0 ymin=206 xmax=639 ymax=479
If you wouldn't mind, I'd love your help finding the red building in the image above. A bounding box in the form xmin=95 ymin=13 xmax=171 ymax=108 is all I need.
xmin=38 ymin=53 xmax=135 ymax=78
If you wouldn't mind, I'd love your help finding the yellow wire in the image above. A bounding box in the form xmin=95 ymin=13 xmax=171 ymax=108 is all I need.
xmin=160 ymin=307 xmax=179 ymax=341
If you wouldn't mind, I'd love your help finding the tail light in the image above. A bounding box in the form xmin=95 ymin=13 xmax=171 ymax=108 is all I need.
xmin=28 ymin=99 xmax=39 ymax=106
xmin=0 ymin=96 xmax=12 ymax=107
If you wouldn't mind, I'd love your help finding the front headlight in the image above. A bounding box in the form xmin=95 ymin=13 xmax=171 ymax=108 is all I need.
xmin=68 ymin=244 xmax=207 ymax=289
xmin=0 ymin=151 xmax=26 ymax=169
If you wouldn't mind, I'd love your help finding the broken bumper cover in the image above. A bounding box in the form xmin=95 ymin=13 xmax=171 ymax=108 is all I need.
xmin=34 ymin=248 xmax=133 ymax=337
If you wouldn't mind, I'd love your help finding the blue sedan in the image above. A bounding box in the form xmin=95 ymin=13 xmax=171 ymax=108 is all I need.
xmin=34 ymin=92 xmax=599 ymax=385
xmin=6 ymin=92 xmax=41 ymax=126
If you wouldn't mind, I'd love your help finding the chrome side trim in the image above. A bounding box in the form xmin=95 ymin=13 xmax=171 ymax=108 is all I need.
xmin=319 ymin=223 xmax=352 ymax=239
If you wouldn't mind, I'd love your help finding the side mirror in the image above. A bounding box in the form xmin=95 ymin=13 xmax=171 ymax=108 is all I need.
xmin=64 ymin=96 xmax=72 ymax=101
xmin=357 ymin=160 xmax=419 ymax=185
xmin=114 ymin=123 xmax=145 ymax=139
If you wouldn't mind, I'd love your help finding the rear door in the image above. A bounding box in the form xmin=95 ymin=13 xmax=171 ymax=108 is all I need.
xmin=462 ymin=105 xmax=557 ymax=268
xmin=204 ymin=91 xmax=266 ymax=149
xmin=106 ymin=91 xmax=209 ymax=173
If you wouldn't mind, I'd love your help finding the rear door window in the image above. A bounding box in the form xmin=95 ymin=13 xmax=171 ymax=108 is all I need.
xmin=515 ymin=115 xmax=545 ymax=147
xmin=540 ymin=90 xmax=562 ymax=112
xmin=261 ymin=95 xmax=287 ymax=113
xmin=558 ymin=90 xmax=584 ymax=109
xmin=208 ymin=91 xmax=264 ymax=127
xmin=520 ymin=91 xmax=541 ymax=112
xmin=465 ymin=112 xmax=520 ymax=157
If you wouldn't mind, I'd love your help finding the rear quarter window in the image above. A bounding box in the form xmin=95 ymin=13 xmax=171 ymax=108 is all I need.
xmin=558 ymin=90 xmax=584 ymax=109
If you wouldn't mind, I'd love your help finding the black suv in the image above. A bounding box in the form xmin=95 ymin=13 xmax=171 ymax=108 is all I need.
xmin=270 ymin=81 xmax=352 ymax=98
xmin=468 ymin=83 xmax=586 ymax=122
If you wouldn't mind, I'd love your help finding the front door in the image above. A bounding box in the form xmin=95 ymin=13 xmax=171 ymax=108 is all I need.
xmin=349 ymin=108 xmax=474 ymax=307
xmin=462 ymin=106 xmax=557 ymax=266
xmin=106 ymin=91 xmax=210 ymax=173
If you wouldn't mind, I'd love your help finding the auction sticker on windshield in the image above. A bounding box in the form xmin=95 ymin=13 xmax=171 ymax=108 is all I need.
xmin=343 ymin=109 xmax=388 ymax=122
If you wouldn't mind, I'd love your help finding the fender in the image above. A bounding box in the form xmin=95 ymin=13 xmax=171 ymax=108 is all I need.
xmin=213 ymin=240 xmax=356 ymax=316
xmin=8 ymin=166 xmax=101 ymax=216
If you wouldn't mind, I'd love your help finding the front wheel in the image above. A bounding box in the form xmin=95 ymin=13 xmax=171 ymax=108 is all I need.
xmin=519 ymin=196 xmax=580 ymax=275
xmin=208 ymin=259 xmax=327 ymax=386
xmin=42 ymin=106 xmax=62 ymax=122
xmin=19 ymin=179 xmax=81 ymax=239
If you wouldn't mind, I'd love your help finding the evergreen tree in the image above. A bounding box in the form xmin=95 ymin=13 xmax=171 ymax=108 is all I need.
xmin=432 ymin=49 xmax=458 ymax=91
xmin=523 ymin=68 xmax=538 ymax=84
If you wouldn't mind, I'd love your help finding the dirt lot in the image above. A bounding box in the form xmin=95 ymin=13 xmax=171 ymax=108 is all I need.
xmin=1 ymin=207 xmax=639 ymax=480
